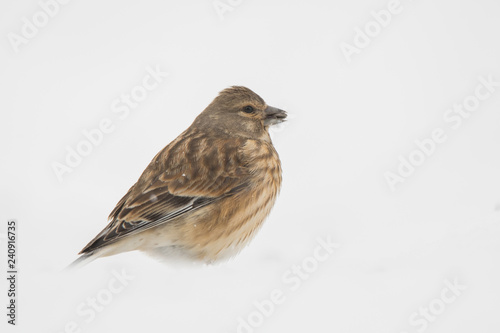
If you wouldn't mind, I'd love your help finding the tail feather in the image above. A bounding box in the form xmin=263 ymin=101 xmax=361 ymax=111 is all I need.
xmin=65 ymin=252 xmax=99 ymax=271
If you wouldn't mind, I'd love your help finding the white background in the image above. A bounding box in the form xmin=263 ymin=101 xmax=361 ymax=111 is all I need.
xmin=1 ymin=0 xmax=500 ymax=332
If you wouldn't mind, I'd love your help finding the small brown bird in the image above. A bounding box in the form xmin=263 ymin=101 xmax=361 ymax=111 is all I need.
xmin=70 ymin=86 xmax=286 ymax=268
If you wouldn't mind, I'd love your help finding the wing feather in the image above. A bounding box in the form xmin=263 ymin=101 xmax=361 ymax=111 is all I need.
xmin=79 ymin=134 xmax=249 ymax=254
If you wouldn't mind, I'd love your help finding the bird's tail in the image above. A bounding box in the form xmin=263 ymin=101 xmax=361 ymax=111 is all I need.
xmin=65 ymin=252 xmax=100 ymax=271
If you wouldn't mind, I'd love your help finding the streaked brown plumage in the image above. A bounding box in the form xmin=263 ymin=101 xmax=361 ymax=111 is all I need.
xmin=71 ymin=86 xmax=286 ymax=267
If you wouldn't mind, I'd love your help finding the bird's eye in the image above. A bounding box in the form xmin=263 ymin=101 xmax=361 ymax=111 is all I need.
xmin=243 ymin=105 xmax=255 ymax=113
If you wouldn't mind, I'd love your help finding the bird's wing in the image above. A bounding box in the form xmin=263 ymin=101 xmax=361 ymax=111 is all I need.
xmin=79 ymin=135 xmax=250 ymax=254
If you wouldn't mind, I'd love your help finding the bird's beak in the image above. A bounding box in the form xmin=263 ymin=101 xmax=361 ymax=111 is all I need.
xmin=264 ymin=105 xmax=287 ymax=126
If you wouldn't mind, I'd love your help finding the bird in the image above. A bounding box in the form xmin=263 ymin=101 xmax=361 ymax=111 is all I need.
xmin=69 ymin=86 xmax=287 ymax=268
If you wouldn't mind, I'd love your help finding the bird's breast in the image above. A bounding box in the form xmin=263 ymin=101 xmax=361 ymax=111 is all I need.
xmin=185 ymin=140 xmax=282 ymax=261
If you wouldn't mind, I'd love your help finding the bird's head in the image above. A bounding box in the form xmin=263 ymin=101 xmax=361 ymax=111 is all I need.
xmin=193 ymin=86 xmax=287 ymax=139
